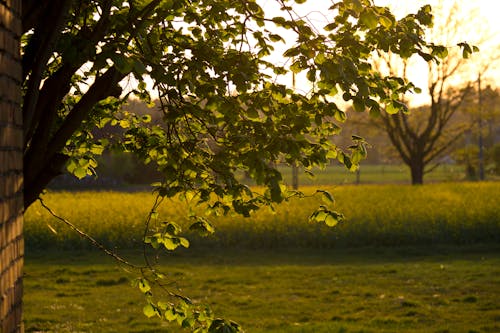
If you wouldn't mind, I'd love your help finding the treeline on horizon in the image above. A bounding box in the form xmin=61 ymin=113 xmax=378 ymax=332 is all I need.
xmin=51 ymin=86 xmax=500 ymax=188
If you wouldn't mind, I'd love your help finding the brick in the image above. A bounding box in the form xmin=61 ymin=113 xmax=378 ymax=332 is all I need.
xmin=0 ymin=52 xmax=21 ymax=82
xmin=0 ymin=0 xmax=23 ymax=331
xmin=0 ymin=150 xmax=22 ymax=174
xmin=0 ymin=101 xmax=21 ymax=126
xmin=0 ymin=173 xmax=22 ymax=198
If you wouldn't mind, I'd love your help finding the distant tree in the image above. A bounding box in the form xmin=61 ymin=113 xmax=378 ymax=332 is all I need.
xmin=377 ymin=84 xmax=473 ymax=184
xmin=13 ymin=0 xmax=474 ymax=331
xmin=368 ymin=0 xmax=485 ymax=184
xmin=455 ymin=85 xmax=500 ymax=178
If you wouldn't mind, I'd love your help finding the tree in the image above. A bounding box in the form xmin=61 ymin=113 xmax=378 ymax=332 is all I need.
xmin=5 ymin=0 xmax=474 ymax=331
xmin=369 ymin=0 xmax=488 ymax=184
xmin=454 ymin=85 xmax=500 ymax=178
xmin=377 ymin=85 xmax=472 ymax=185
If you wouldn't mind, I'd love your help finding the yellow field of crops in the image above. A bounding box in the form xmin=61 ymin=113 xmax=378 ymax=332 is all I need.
xmin=24 ymin=182 xmax=500 ymax=249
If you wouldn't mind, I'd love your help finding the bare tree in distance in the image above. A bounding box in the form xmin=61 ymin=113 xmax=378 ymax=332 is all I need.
xmin=368 ymin=0 xmax=500 ymax=184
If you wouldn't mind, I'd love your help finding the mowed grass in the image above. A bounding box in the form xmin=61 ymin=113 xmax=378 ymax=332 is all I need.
xmin=23 ymin=182 xmax=500 ymax=332
xmin=25 ymin=182 xmax=500 ymax=250
xmin=24 ymin=246 xmax=500 ymax=333
xmin=276 ymin=164 xmax=468 ymax=185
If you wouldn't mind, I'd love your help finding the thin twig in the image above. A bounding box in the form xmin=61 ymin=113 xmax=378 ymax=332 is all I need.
xmin=39 ymin=197 xmax=144 ymax=269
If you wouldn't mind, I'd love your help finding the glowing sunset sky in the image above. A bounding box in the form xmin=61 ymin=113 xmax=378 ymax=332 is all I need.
xmin=259 ymin=0 xmax=500 ymax=105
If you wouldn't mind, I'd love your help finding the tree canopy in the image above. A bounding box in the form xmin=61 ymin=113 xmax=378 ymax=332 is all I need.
xmin=22 ymin=0 xmax=460 ymax=207
xmin=21 ymin=0 xmax=474 ymax=331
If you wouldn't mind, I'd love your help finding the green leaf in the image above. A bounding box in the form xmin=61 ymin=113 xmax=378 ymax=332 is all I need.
xmin=157 ymin=301 xmax=169 ymax=311
xmin=144 ymin=235 xmax=160 ymax=249
xmin=133 ymin=59 xmax=147 ymax=74
xmin=283 ymin=47 xmax=300 ymax=58
xmin=179 ymin=237 xmax=190 ymax=248
xmin=458 ymin=42 xmax=474 ymax=59
xmin=138 ymin=278 xmax=151 ymax=293
xmin=290 ymin=59 xmax=306 ymax=74
xmin=334 ymin=110 xmax=346 ymax=122
xmin=309 ymin=206 xmax=344 ymax=227
xmin=119 ymin=119 xmax=130 ymax=128
xmin=189 ymin=218 xmax=215 ymax=237
xmin=306 ymin=68 xmax=316 ymax=82
xmin=386 ymin=102 xmax=400 ymax=114
xmin=326 ymin=149 xmax=338 ymax=159
xmin=351 ymin=149 xmax=363 ymax=164
xmin=353 ymin=98 xmax=365 ymax=112
xmin=352 ymin=135 xmax=364 ymax=141
xmin=345 ymin=0 xmax=363 ymax=14
xmin=143 ymin=303 xmax=158 ymax=318
xmin=165 ymin=222 xmax=182 ymax=235
xmin=431 ymin=46 xmax=448 ymax=59
xmin=269 ymin=34 xmax=284 ymax=43
xmin=360 ymin=9 xmax=378 ymax=29
xmin=379 ymin=15 xmax=393 ymax=28
xmin=418 ymin=51 xmax=434 ymax=62
xmin=182 ymin=316 xmax=195 ymax=328
xmin=324 ymin=211 xmax=342 ymax=227
xmin=416 ymin=4 xmax=433 ymax=26
xmin=316 ymin=190 xmax=334 ymax=204
xmin=162 ymin=237 xmax=178 ymax=250
xmin=164 ymin=308 xmax=177 ymax=321
xmin=209 ymin=319 xmax=242 ymax=333
xmin=269 ymin=179 xmax=283 ymax=203
xmin=112 ymin=53 xmax=133 ymax=74
xmin=73 ymin=166 xmax=88 ymax=179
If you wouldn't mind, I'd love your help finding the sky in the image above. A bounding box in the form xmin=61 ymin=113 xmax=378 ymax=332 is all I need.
xmin=374 ymin=0 xmax=500 ymax=79
xmin=128 ymin=0 xmax=500 ymax=106
xmin=258 ymin=0 xmax=500 ymax=105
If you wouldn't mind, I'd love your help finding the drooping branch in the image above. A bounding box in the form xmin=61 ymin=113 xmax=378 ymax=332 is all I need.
xmin=39 ymin=197 xmax=143 ymax=268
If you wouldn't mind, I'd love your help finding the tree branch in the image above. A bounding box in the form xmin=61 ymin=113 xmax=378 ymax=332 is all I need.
xmin=22 ymin=0 xmax=74 ymax=142
xmin=39 ymin=197 xmax=144 ymax=269
xmin=47 ymin=67 xmax=125 ymax=159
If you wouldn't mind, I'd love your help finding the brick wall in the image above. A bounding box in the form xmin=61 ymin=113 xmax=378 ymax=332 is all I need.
xmin=0 ymin=0 xmax=23 ymax=332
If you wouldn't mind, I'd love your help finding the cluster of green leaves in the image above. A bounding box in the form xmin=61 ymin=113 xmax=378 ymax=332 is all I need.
xmin=144 ymin=221 xmax=190 ymax=251
xmin=25 ymin=0 xmax=476 ymax=331
xmin=135 ymin=277 xmax=241 ymax=332
xmin=43 ymin=0 xmax=475 ymax=234
xmin=109 ymin=0 xmax=441 ymax=230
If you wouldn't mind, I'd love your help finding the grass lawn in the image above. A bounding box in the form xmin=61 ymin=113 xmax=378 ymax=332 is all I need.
xmin=275 ymin=164 xmax=468 ymax=186
xmin=24 ymin=246 xmax=500 ymax=333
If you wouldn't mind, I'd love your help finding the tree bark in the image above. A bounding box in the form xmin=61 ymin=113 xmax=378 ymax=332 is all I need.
xmin=409 ymin=158 xmax=424 ymax=185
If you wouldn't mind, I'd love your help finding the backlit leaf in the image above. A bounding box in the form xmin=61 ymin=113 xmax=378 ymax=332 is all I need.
xmin=143 ymin=303 xmax=158 ymax=318
xmin=316 ymin=190 xmax=334 ymax=204
xmin=360 ymin=9 xmax=378 ymax=29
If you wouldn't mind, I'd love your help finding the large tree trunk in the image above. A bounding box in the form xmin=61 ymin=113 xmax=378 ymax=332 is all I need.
xmin=23 ymin=153 xmax=68 ymax=208
xmin=0 ymin=0 xmax=24 ymax=332
xmin=409 ymin=158 xmax=425 ymax=185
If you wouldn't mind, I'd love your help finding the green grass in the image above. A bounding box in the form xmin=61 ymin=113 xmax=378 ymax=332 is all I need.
xmin=22 ymin=182 xmax=500 ymax=331
xmin=276 ymin=164 xmax=468 ymax=186
xmin=25 ymin=182 xmax=500 ymax=250
xmin=24 ymin=246 xmax=500 ymax=332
